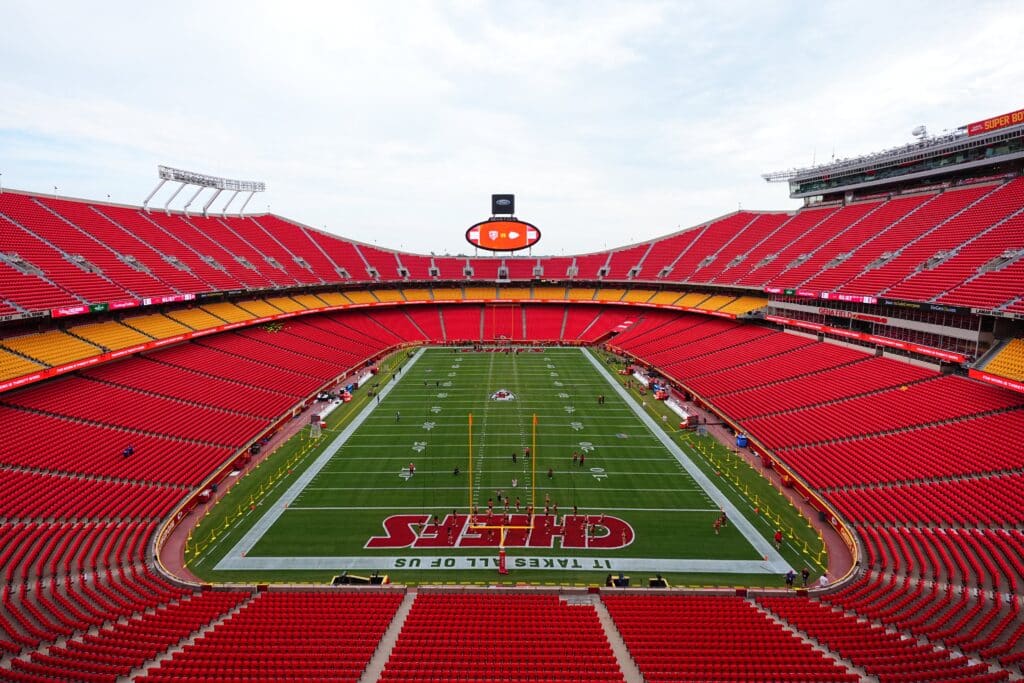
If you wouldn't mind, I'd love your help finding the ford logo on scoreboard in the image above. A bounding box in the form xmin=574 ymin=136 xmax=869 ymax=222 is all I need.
xmin=466 ymin=218 xmax=541 ymax=252
xmin=491 ymin=194 xmax=515 ymax=215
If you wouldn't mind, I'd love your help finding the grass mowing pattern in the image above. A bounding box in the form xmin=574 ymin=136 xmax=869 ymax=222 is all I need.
xmin=192 ymin=347 xmax=819 ymax=586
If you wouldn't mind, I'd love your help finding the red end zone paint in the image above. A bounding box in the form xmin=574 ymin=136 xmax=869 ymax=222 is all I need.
xmin=366 ymin=513 xmax=634 ymax=549
xmin=466 ymin=219 xmax=541 ymax=252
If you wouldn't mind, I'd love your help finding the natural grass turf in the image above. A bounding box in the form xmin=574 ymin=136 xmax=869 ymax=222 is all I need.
xmin=188 ymin=346 xmax=825 ymax=586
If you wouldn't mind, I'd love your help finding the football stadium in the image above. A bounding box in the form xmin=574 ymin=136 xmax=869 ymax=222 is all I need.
xmin=2 ymin=6 xmax=1024 ymax=682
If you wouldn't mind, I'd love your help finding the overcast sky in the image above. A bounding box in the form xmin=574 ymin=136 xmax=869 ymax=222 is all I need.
xmin=1 ymin=1 xmax=1022 ymax=255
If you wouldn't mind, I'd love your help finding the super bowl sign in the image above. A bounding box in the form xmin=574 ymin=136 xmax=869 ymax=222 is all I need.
xmin=966 ymin=107 xmax=1024 ymax=136
xmin=466 ymin=218 xmax=541 ymax=252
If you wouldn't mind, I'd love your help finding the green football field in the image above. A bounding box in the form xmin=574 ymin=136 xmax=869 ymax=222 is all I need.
xmin=192 ymin=346 xmax=801 ymax=586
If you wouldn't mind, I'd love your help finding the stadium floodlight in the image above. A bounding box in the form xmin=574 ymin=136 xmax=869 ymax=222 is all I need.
xmin=157 ymin=165 xmax=266 ymax=192
xmin=761 ymin=169 xmax=799 ymax=183
xmin=142 ymin=165 xmax=266 ymax=217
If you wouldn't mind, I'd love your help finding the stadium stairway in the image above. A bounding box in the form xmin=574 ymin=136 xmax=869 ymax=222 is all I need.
xmin=749 ymin=597 xmax=871 ymax=680
xmin=379 ymin=592 xmax=625 ymax=682
xmin=845 ymin=402 xmax=1017 ymax=445
xmin=844 ymin=183 xmax=1001 ymax=297
xmin=757 ymin=596 xmax=1012 ymax=683
xmin=137 ymin=590 xmax=405 ymax=683
xmin=768 ymin=200 xmax=885 ymax=289
xmin=398 ymin=309 xmax=431 ymax=340
xmin=0 ymin=397 xmax=249 ymax=451
xmin=436 ymin=306 xmax=448 ymax=341
xmin=358 ymin=590 xmax=418 ymax=683
xmin=819 ymin=467 xmax=1024 ymax=495
xmin=76 ymin=375 xmax=270 ymax=421
xmin=728 ymin=372 xmax=938 ymax=422
xmin=829 ymin=563 xmax=1021 ymax=677
xmin=664 ymin=221 xmax=712 ymax=279
xmin=590 ymin=595 xmax=645 ymax=683
xmin=925 ymin=206 xmax=1024 ymax=306
xmin=838 ymin=566 xmax=1019 ymax=646
xmin=682 ymin=339 xmax=860 ymax=398
xmin=602 ymin=593 xmax=860 ymax=683
xmin=127 ymin=591 xmax=259 ymax=680
xmin=5 ymin=590 xmax=248 ymax=682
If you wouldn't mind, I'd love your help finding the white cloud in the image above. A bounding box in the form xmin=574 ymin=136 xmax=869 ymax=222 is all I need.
xmin=1 ymin=1 xmax=1022 ymax=255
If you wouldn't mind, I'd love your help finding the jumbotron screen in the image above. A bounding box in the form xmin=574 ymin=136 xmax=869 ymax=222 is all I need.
xmin=466 ymin=218 xmax=541 ymax=251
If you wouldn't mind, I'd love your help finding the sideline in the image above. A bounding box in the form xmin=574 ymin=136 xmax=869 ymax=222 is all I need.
xmin=215 ymin=348 xmax=424 ymax=570
xmin=581 ymin=347 xmax=790 ymax=573
xmin=603 ymin=347 xmax=855 ymax=582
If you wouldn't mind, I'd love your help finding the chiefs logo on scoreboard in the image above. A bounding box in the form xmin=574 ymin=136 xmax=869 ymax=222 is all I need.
xmin=466 ymin=218 xmax=541 ymax=252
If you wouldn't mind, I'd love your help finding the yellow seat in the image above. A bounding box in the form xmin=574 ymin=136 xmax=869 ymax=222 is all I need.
xmin=373 ymin=289 xmax=406 ymax=302
xmin=594 ymin=288 xmax=627 ymax=302
xmin=622 ymin=289 xmax=656 ymax=303
xmin=676 ymin=292 xmax=711 ymax=307
xmin=695 ymin=295 xmax=736 ymax=311
xmin=567 ymin=287 xmax=596 ymax=301
xmin=66 ymin=320 xmax=152 ymax=350
xmin=235 ymin=299 xmax=281 ymax=317
xmin=265 ymin=296 xmax=306 ymax=312
xmin=986 ymin=339 xmax=1024 ymax=381
xmin=201 ymin=302 xmax=257 ymax=323
xmin=647 ymin=292 xmax=683 ymax=305
xmin=315 ymin=292 xmax=349 ymax=306
xmin=0 ymin=347 xmax=45 ymax=381
xmin=533 ymin=286 xmax=567 ymax=300
xmin=498 ymin=287 xmax=532 ymax=300
xmin=123 ymin=313 xmax=193 ymax=338
xmin=431 ymin=288 xmax=462 ymax=301
xmin=464 ymin=287 xmax=495 ymax=300
xmin=166 ymin=308 xmax=227 ymax=330
xmin=292 ymin=293 xmax=330 ymax=309
xmin=718 ymin=296 xmax=769 ymax=315
xmin=344 ymin=291 xmax=377 ymax=304
xmin=2 ymin=330 xmax=101 ymax=366
xmin=401 ymin=288 xmax=432 ymax=301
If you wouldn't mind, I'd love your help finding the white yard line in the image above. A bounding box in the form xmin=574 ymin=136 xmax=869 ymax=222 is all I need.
xmin=316 ymin=449 xmax=669 ymax=459
xmin=307 ymin=470 xmax=693 ymax=477
xmin=285 ymin=506 xmax=719 ymax=512
xmin=301 ymin=486 xmax=706 ymax=492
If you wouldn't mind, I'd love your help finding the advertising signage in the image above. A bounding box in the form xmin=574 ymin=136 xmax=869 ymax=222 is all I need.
xmin=965 ymin=108 xmax=1024 ymax=136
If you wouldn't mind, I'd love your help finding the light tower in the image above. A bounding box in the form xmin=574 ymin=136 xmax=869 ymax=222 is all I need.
xmin=142 ymin=165 xmax=266 ymax=217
